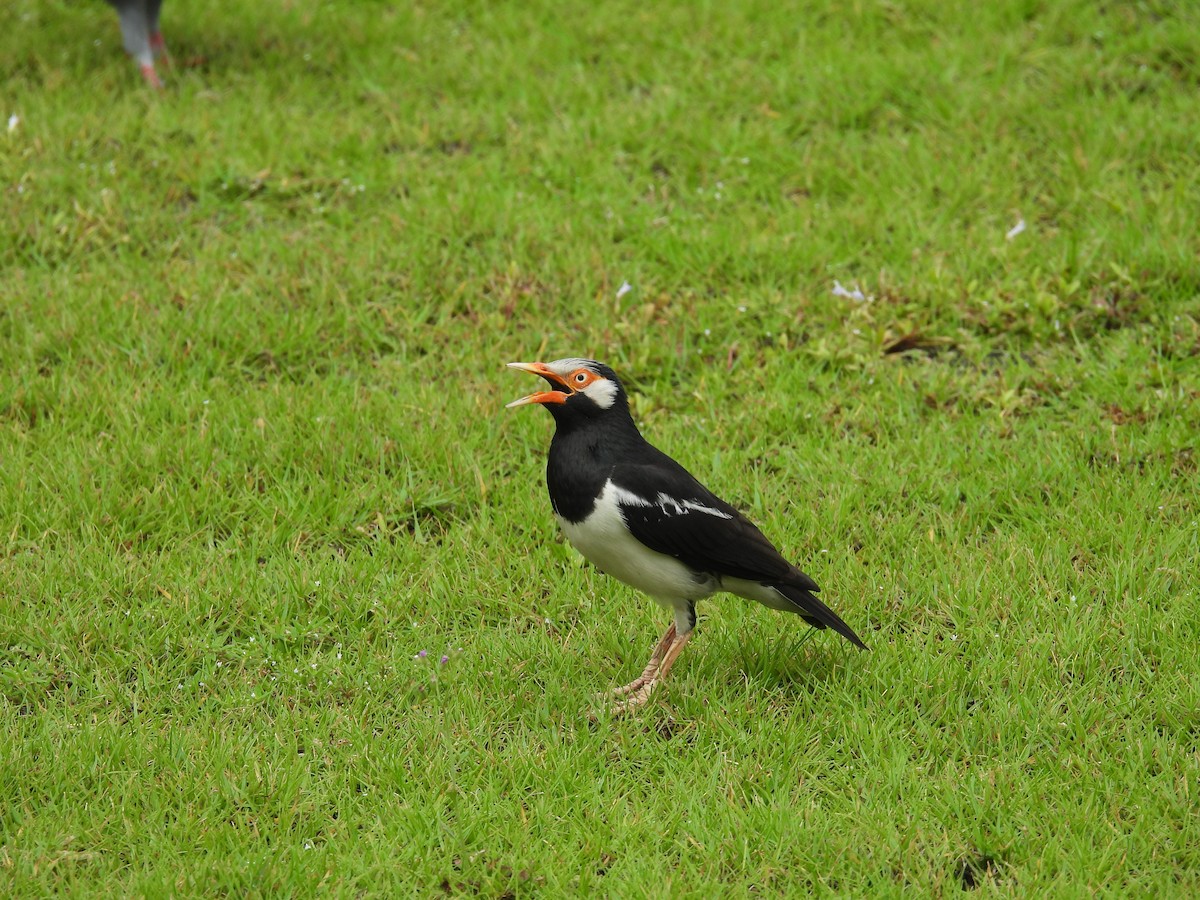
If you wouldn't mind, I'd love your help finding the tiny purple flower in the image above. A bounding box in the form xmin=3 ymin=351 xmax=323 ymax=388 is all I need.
xmin=440 ymin=655 xmax=449 ymax=665
xmin=418 ymin=649 xmax=428 ymax=658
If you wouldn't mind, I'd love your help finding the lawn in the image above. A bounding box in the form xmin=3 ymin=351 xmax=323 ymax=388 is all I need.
xmin=2 ymin=0 xmax=1198 ymax=895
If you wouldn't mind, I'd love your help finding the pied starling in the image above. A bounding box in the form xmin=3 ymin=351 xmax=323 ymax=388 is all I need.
xmin=507 ymin=358 xmax=866 ymax=711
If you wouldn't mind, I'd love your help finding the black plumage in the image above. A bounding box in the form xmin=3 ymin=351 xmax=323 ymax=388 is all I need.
xmin=508 ymin=358 xmax=866 ymax=710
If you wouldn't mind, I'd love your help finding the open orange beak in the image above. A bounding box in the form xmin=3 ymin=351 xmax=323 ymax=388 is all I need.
xmin=506 ymin=362 xmax=573 ymax=408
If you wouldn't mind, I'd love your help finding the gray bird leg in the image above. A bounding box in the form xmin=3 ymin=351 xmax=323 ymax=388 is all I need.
xmin=109 ymin=0 xmax=164 ymax=87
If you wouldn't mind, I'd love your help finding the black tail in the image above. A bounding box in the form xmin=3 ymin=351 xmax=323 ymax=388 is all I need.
xmin=775 ymin=583 xmax=868 ymax=650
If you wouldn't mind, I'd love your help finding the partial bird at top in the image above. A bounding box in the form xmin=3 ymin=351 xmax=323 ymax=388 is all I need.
xmin=105 ymin=0 xmax=170 ymax=88
xmin=507 ymin=358 xmax=866 ymax=713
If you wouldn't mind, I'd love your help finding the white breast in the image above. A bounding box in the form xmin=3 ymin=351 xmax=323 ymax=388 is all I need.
xmin=556 ymin=480 xmax=717 ymax=604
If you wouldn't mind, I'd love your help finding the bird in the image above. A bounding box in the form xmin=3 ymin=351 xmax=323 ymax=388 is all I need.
xmin=507 ymin=358 xmax=866 ymax=712
xmin=104 ymin=0 xmax=169 ymax=88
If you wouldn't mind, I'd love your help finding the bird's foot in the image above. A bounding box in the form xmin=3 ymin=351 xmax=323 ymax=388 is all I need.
xmin=600 ymin=625 xmax=675 ymax=699
xmin=601 ymin=665 xmax=659 ymax=698
xmin=139 ymin=63 xmax=163 ymax=89
xmin=610 ymin=681 xmax=657 ymax=714
xmin=589 ymin=678 xmax=658 ymax=718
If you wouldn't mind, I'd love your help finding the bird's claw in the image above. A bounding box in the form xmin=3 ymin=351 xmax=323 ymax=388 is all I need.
xmin=601 ymin=673 xmax=653 ymax=699
xmin=611 ymin=683 xmax=656 ymax=714
xmin=589 ymin=681 xmax=658 ymax=719
xmin=139 ymin=63 xmax=163 ymax=89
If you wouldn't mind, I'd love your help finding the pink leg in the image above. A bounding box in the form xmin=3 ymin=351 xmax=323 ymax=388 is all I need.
xmin=139 ymin=63 xmax=163 ymax=89
xmin=605 ymin=623 xmax=676 ymax=698
xmin=611 ymin=628 xmax=693 ymax=714
xmin=150 ymin=31 xmax=171 ymax=66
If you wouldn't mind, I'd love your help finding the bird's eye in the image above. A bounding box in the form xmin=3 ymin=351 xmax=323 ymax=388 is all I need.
xmin=574 ymin=372 xmax=588 ymax=384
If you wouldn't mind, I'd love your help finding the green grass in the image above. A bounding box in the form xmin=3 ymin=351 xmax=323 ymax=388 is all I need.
xmin=3 ymin=0 xmax=1199 ymax=894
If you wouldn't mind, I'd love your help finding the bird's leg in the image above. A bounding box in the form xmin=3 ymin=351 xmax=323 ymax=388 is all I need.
xmin=607 ymin=604 xmax=696 ymax=713
xmin=139 ymin=62 xmax=164 ymax=88
xmin=611 ymin=628 xmax=693 ymax=713
xmin=149 ymin=31 xmax=170 ymax=65
xmin=114 ymin=4 xmax=163 ymax=88
xmin=605 ymin=623 xmax=676 ymax=697
xmin=148 ymin=0 xmax=170 ymax=68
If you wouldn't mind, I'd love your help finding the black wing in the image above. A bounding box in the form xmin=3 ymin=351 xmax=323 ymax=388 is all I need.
xmin=612 ymin=453 xmax=867 ymax=649
xmin=609 ymin=454 xmax=818 ymax=591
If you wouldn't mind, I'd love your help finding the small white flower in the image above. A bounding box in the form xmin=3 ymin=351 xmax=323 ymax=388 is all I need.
xmin=737 ymin=305 xmax=747 ymax=313
xmin=7 ymin=114 xmax=18 ymax=133
xmin=1006 ymin=218 xmax=1027 ymax=240
xmin=831 ymin=281 xmax=865 ymax=301
xmin=616 ymin=281 xmax=633 ymax=299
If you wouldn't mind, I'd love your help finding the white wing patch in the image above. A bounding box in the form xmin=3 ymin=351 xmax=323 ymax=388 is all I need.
xmin=653 ymin=492 xmax=733 ymax=519
xmin=610 ymin=485 xmax=732 ymax=520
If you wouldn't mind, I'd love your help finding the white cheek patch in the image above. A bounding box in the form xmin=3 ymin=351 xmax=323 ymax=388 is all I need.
xmin=581 ymin=378 xmax=619 ymax=409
